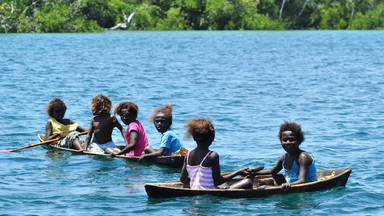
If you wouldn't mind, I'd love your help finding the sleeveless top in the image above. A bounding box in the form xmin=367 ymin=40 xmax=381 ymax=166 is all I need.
xmin=186 ymin=151 xmax=215 ymax=189
xmin=283 ymin=152 xmax=317 ymax=183
xmin=49 ymin=118 xmax=78 ymax=136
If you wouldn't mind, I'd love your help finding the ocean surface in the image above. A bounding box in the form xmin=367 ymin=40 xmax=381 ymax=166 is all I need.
xmin=0 ymin=31 xmax=383 ymax=215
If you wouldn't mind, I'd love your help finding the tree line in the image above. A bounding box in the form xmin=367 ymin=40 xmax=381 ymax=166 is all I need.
xmin=1 ymin=0 xmax=383 ymax=33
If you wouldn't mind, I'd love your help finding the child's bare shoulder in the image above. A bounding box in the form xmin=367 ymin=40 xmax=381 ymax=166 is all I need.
xmin=209 ymin=151 xmax=219 ymax=158
xmin=298 ymin=151 xmax=313 ymax=164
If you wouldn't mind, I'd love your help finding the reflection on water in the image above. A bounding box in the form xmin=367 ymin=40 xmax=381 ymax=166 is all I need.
xmin=275 ymin=193 xmax=319 ymax=209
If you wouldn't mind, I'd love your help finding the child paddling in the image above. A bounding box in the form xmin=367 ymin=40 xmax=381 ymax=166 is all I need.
xmin=44 ymin=98 xmax=87 ymax=151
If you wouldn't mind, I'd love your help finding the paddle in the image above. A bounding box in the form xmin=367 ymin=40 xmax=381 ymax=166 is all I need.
xmin=0 ymin=131 xmax=88 ymax=152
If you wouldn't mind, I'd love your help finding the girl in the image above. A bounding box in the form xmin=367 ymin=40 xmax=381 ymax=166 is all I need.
xmin=113 ymin=101 xmax=148 ymax=156
xmin=139 ymin=103 xmax=182 ymax=161
xmin=257 ymin=121 xmax=317 ymax=189
xmin=84 ymin=94 xmax=128 ymax=154
xmin=44 ymin=98 xmax=87 ymax=151
xmin=180 ymin=118 xmax=254 ymax=189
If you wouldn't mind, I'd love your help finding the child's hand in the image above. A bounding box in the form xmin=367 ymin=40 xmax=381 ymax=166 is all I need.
xmin=138 ymin=155 xmax=145 ymax=162
xmin=246 ymin=166 xmax=264 ymax=176
xmin=237 ymin=168 xmax=250 ymax=176
xmin=282 ymin=183 xmax=291 ymax=190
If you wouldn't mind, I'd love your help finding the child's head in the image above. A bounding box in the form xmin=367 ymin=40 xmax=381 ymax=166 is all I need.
xmin=184 ymin=118 xmax=215 ymax=146
xmin=91 ymin=94 xmax=112 ymax=115
xmin=150 ymin=103 xmax=173 ymax=133
xmin=114 ymin=101 xmax=139 ymax=125
xmin=46 ymin=98 xmax=67 ymax=120
xmin=278 ymin=121 xmax=305 ymax=145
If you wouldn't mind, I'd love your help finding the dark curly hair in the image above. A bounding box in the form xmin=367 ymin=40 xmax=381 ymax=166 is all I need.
xmin=184 ymin=118 xmax=215 ymax=143
xmin=149 ymin=103 xmax=173 ymax=125
xmin=46 ymin=98 xmax=67 ymax=118
xmin=278 ymin=121 xmax=305 ymax=144
xmin=91 ymin=94 xmax=112 ymax=115
xmin=114 ymin=101 xmax=139 ymax=118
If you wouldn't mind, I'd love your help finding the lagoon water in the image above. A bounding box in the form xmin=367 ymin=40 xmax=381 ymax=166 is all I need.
xmin=0 ymin=31 xmax=383 ymax=215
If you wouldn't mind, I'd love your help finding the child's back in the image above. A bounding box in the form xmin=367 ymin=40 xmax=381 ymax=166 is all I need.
xmin=181 ymin=118 xmax=253 ymax=190
xmin=84 ymin=94 xmax=128 ymax=154
xmin=91 ymin=113 xmax=115 ymax=144
xmin=186 ymin=149 xmax=217 ymax=189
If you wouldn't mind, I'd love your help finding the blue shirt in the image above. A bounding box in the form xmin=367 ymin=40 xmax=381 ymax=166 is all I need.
xmin=283 ymin=153 xmax=317 ymax=183
xmin=159 ymin=127 xmax=182 ymax=156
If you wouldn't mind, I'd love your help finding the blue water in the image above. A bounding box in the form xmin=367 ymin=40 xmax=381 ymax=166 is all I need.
xmin=1 ymin=31 xmax=384 ymax=215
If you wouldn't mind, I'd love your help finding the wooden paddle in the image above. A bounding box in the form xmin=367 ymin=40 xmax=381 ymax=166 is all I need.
xmin=0 ymin=131 xmax=88 ymax=152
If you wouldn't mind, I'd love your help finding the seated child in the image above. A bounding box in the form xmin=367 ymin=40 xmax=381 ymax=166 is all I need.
xmin=44 ymin=98 xmax=87 ymax=151
xmin=256 ymin=121 xmax=317 ymax=189
xmin=112 ymin=101 xmax=148 ymax=156
xmin=139 ymin=103 xmax=182 ymax=161
xmin=180 ymin=118 xmax=255 ymax=189
xmin=84 ymin=94 xmax=128 ymax=154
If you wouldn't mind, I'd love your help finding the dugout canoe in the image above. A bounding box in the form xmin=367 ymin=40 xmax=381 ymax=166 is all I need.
xmin=145 ymin=168 xmax=352 ymax=198
xmin=38 ymin=134 xmax=184 ymax=168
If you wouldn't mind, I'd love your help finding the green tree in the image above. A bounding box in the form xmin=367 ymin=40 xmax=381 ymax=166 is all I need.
xmin=155 ymin=7 xmax=189 ymax=30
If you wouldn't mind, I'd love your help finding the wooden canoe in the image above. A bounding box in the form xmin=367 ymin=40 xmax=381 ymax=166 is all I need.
xmin=38 ymin=134 xmax=184 ymax=168
xmin=145 ymin=168 xmax=352 ymax=198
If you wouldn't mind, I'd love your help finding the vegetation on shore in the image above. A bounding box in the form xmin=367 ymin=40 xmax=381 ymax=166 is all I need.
xmin=1 ymin=0 xmax=383 ymax=33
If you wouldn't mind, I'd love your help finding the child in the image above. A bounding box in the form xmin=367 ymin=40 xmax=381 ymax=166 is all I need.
xmin=112 ymin=101 xmax=148 ymax=156
xmin=139 ymin=103 xmax=182 ymax=161
xmin=84 ymin=94 xmax=128 ymax=154
xmin=180 ymin=118 xmax=255 ymax=189
xmin=44 ymin=98 xmax=87 ymax=151
xmin=257 ymin=121 xmax=317 ymax=189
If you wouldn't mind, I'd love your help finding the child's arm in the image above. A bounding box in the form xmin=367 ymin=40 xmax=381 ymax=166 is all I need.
xmin=138 ymin=147 xmax=165 ymax=161
xmin=75 ymin=123 xmax=87 ymax=133
xmin=44 ymin=120 xmax=61 ymax=141
xmin=256 ymin=155 xmax=284 ymax=175
xmin=84 ymin=119 xmax=94 ymax=151
xmin=116 ymin=130 xmax=138 ymax=155
xmin=66 ymin=119 xmax=87 ymax=132
xmin=113 ymin=116 xmax=129 ymax=146
xmin=180 ymin=157 xmax=190 ymax=188
xmin=210 ymin=152 xmax=227 ymax=186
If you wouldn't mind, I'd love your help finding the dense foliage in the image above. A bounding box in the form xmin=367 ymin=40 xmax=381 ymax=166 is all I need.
xmin=1 ymin=0 xmax=384 ymax=33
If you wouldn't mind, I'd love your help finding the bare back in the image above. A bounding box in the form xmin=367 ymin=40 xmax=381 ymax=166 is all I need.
xmin=91 ymin=114 xmax=118 ymax=144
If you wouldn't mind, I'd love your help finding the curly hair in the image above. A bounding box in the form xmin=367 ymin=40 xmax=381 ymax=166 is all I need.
xmin=46 ymin=98 xmax=67 ymax=118
xmin=149 ymin=103 xmax=173 ymax=124
xmin=91 ymin=94 xmax=112 ymax=115
xmin=184 ymin=118 xmax=215 ymax=143
xmin=114 ymin=101 xmax=139 ymax=118
xmin=278 ymin=121 xmax=305 ymax=144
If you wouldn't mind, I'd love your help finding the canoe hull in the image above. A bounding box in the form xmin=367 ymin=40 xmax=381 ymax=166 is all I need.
xmin=38 ymin=134 xmax=184 ymax=168
xmin=145 ymin=168 xmax=352 ymax=198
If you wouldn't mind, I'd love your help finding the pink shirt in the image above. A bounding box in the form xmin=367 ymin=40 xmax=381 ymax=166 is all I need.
xmin=186 ymin=151 xmax=215 ymax=189
xmin=125 ymin=120 xmax=149 ymax=156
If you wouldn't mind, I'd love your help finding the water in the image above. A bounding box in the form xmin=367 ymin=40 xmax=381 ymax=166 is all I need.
xmin=1 ymin=31 xmax=383 ymax=215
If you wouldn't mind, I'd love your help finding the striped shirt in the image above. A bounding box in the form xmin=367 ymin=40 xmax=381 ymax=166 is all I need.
xmin=186 ymin=151 xmax=215 ymax=189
